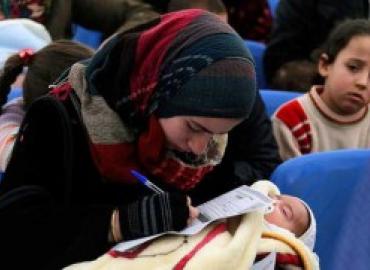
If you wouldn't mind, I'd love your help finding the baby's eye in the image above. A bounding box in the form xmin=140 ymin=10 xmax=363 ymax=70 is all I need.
xmin=281 ymin=205 xmax=293 ymax=220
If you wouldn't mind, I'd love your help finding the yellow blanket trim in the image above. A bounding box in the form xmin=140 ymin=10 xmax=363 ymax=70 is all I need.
xmin=261 ymin=231 xmax=313 ymax=270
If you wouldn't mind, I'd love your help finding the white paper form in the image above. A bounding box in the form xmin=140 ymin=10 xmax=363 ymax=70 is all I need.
xmin=197 ymin=185 xmax=273 ymax=222
xmin=114 ymin=185 xmax=273 ymax=252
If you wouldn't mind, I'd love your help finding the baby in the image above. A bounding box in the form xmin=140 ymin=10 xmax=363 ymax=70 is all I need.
xmin=264 ymin=194 xmax=316 ymax=250
xmin=187 ymin=186 xmax=317 ymax=250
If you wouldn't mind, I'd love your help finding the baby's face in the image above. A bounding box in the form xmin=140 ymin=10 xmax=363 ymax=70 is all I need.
xmin=264 ymin=195 xmax=309 ymax=237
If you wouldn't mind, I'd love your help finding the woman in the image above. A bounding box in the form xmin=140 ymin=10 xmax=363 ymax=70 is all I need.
xmin=0 ymin=9 xmax=280 ymax=269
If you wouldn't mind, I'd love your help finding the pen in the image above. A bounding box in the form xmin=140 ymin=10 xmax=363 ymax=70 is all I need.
xmin=130 ymin=170 xmax=165 ymax=194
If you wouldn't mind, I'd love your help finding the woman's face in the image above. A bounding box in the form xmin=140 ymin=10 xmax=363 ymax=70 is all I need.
xmin=264 ymin=195 xmax=309 ymax=237
xmin=158 ymin=116 xmax=243 ymax=156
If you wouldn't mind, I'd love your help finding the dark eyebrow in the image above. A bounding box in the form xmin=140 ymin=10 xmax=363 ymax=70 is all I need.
xmin=190 ymin=120 xmax=226 ymax=135
xmin=190 ymin=121 xmax=213 ymax=134
xmin=347 ymin=58 xmax=365 ymax=65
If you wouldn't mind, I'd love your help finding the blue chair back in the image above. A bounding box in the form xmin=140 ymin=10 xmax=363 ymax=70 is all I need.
xmin=8 ymin=87 xmax=23 ymax=101
xmin=271 ymin=149 xmax=370 ymax=270
xmin=260 ymin=89 xmax=301 ymax=116
xmin=267 ymin=0 xmax=280 ymax=18
xmin=245 ymin=40 xmax=267 ymax=89
xmin=72 ymin=25 xmax=102 ymax=49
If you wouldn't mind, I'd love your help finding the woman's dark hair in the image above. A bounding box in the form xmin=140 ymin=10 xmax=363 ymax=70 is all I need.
xmin=315 ymin=19 xmax=370 ymax=65
xmin=0 ymin=40 xmax=94 ymax=109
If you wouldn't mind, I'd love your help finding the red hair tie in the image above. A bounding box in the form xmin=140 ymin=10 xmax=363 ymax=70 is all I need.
xmin=19 ymin=48 xmax=34 ymax=65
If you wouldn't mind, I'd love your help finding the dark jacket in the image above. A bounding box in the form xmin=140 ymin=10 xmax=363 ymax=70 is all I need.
xmin=142 ymin=0 xmax=170 ymax=12
xmin=263 ymin=0 xmax=368 ymax=85
xmin=45 ymin=0 xmax=158 ymax=39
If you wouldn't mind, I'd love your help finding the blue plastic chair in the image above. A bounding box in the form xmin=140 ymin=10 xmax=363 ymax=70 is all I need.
xmin=267 ymin=0 xmax=280 ymax=18
xmin=8 ymin=87 xmax=23 ymax=101
xmin=245 ymin=40 xmax=267 ymax=89
xmin=260 ymin=89 xmax=301 ymax=116
xmin=72 ymin=24 xmax=103 ymax=49
xmin=271 ymin=149 xmax=370 ymax=270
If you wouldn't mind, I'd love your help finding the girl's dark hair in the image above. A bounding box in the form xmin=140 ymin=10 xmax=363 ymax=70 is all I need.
xmin=0 ymin=40 xmax=94 ymax=109
xmin=315 ymin=19 xmax=370 ymax=65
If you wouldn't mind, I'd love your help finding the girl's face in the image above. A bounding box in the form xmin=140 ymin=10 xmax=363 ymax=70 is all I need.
xmin=158 ymin=116 xmax=243 ymax=156
xmin=319 ymin=35 xmax=370 ymax=115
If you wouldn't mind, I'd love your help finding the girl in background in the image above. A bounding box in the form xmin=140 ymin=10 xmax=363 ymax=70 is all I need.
xmin=272 ymin=19 xmax=370 ymax=160
xmin=0 ymin=40 xmax=94 ymax=171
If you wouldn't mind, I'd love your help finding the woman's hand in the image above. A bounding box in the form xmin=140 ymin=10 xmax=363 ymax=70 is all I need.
xmin=187 ymin=197 xmax=199 ymax=225
xmin=117 ymin=192 xmax=196 ymax=241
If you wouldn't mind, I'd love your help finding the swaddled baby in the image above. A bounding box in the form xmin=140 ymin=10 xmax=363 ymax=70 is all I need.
xmin=264 ymin=193 xmax=316 ymax=250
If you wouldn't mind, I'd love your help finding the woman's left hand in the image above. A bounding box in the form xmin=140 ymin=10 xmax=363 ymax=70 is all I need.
xmin=187 ymin=197 xmax=199 ymax=225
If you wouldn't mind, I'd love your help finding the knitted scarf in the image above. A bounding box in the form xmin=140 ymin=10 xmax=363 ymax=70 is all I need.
xmin=63 ymin=9 xmax=256 ymax=191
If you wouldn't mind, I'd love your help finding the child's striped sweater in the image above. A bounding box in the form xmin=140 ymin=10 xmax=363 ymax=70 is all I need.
xmin=272 ymin=86 xmax=370 ymax=160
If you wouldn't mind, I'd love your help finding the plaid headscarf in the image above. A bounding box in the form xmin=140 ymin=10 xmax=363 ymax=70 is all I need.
xmin=67 ymin=9 xmax=256 ymax=190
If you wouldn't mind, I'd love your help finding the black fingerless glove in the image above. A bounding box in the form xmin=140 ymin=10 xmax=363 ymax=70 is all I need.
xmin=119 ymin=192 xmax=189 ymax=241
